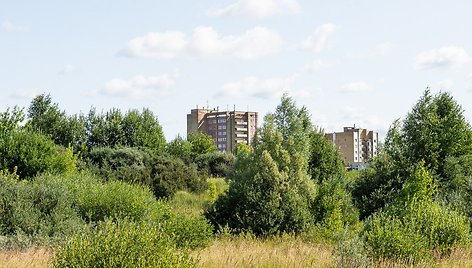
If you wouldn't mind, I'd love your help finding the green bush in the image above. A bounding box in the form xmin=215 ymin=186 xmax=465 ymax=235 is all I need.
xmin=0 ymin=129 xmax=77 ymax=179
xmin=87 ymin=146 xmax=151 ymax=184
xmin=87 ymin=147 xmax=207 ymax=199
xmin=39 ymin=173 xmax=166 ymax=223
xmin=0 ymin=172 xmax=84 ymax=248
xmin=363 ymin=201 xmax=470 ymax=261
xmin=149 ymin=155 xmax=207 ymax=199
xmin=362 ymin=163 xmax=470 ymax=262
xmin=195 ymin=151 xmax=235 ymax=178
xmin=52 ymin=219 xmax=195 ymax=268
xmin=311 ymin=176 xmax=359 ymax=240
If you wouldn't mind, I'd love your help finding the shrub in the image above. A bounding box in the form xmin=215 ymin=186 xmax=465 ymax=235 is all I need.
xmin=0 ymin=129 xmax=77 ymax=179
xmin=195 ymin=151 xmax=235 ymax=178
xmin=362 ymin=163 xmax=470 ymax=261
xmin=52 ymin=219 xmax=195 ymax=268
xmin=87 ymin=147 xmax=207 ymax=199
xmin=311 ymin=176 xmax=359 ymax=241
xmin=149 ymin=155 xmax=207 ymax=199
xmin=38 ymin=173 xmax=165 ymax=223
xmin=0 ymin=172 xmax=84 ymax=248
xmin=87 ymin=146 xmax=151 ymax=184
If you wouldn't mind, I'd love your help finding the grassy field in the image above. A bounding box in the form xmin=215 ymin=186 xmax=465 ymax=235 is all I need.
xmin=195 ymin=235 xmax=335 ymax=268
xmin=0 ymin=248 xmax=51 ymax=268
xmin=3 ymin=178 xmax=472 ymax=267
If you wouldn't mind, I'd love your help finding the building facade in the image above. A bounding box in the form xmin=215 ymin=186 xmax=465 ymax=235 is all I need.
xmin=325 ymin=126 xmax=378 ymax=166
xmin=187 ymin=108 xmax=258 ymax=152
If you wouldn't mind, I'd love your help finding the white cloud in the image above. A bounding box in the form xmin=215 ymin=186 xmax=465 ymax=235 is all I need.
xmin=208 ymin=0 xmax=301 ymax=18
xmin=10 ymin=89 xmax=41 ymax=100
xmin=303 ymin=59 xmax=334 ymax=71
xmin=433 ymin=79 xmax=454 ymax=90
xmin=414 ymin=46 xmax=470 ymax=70
xmin=215 ymin=75 xmax=296 ymax=99
xmin=300 ymin=24 xmax=336 ymax=53
xmin=340 ymin=81 xmax=374 ymax=93
xmin=346 ymin=41 xmax=393 ymax=60
xmin=1 ymin=20 xmax=28 ymax=32
xmin=58 ymin=64 xmax=74 ymax=75
xmin=101 ymin=73 xmax=177 ymax=100
xmin=121 ymin=26 xmax=282 ymax=60
xmin=340 ymin=106 xmax=391 ymax=138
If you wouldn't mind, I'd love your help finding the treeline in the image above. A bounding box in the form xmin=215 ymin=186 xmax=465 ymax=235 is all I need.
xmin=1 ymin=90 xmax=472 ymax=265
xmin=205 ymin=90 xmax=472 ymax=264
xmin=0 ymin=94 xmax=232 ymax=266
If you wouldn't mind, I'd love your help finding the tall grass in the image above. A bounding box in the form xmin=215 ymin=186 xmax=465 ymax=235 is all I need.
xmin=169 ymin=177 xmax=228 ymax=216
xmin=195 ymin=234 xmax=335 ymax=268
xmin=0 ymin=248 xmax=51 ymax=268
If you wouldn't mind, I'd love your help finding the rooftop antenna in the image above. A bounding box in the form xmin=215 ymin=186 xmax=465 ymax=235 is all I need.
xmin=226 ymin=104 xmax=229 ymax=111
xmin=206 ymin=100 xmax=209 ymax=110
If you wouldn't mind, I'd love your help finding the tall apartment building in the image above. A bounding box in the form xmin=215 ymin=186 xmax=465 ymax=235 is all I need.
xmin=325 ymin=126 xmax=378 ymax=166
xmin=187 ymin=108 xmax=258 ymax=152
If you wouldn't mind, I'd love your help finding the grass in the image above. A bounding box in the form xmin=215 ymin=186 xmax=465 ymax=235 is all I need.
xmin=0 ymin=248 xmax=52 ymax=268
xmin=168 ymin=177 xmax=228 ymax=216
xmin=195 ymin=234 xmax=336 ymax=268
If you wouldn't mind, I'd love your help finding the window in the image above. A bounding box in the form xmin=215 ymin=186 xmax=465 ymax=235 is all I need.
xmin=218 ymin=125 xmax=226 ymax=130
xmin=218 ymin=137 xmax=227 ymax=142
xmin=208 ymin=126 xmax=217 ymax=130
xmin=208 ymin=119 xmax=217 ymax=124
xmin=218 ymin=143 xmax=227 ymax=149
xmin=218 ymin=131 xmax=226 ymax=136
xmin=218 ymin=119 xmax=226 ymax=123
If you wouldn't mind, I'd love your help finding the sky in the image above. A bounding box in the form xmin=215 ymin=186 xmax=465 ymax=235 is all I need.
xmin=1 ymin=0 xmax=472 ymax=141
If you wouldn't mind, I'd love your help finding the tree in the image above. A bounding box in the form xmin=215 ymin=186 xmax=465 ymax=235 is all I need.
xmin=85 ymin=108 xmax=166 ymax=153
xmin=27 ymin=94 xmax=86 ymax=153
xmin=308 ymin=128 xmax=345 ymax=183
xmin=187 ymin=132 xmax=217 ymax=156
xmin=166 ymin=135 xmax=193 ymax=163
xmin=205 ymin=114 xmax=316 ymax=235
xmin=352 ymin=90 xmax=472 ymax=218
xmin=274 ymin=93 xmax=312 ymax=158
xmin=402 ymin=90 xmax=472 ymax=177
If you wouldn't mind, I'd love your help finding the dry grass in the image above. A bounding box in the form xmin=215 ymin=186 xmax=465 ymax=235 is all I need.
xmin=0 ymin=248 xmax=52 ymax=268
xmin=195 ymin=235 xmax=335 ymax=268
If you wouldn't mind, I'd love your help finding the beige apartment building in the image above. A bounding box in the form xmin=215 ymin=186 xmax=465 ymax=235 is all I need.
xmin=325 ymin=126 xmax=378 ymax=166
xmin=187 ymin=108 xmax=258 ymax=152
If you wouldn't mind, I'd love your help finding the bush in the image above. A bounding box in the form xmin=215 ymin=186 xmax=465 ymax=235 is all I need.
xmin=311 ymin=176 xmax=359 ymax=240
xmin=87 ymin=147 xmax=151 ymax=184
xmin=195 ymin=151 xmax=235 ymax=178
xmin=52 ymin=219 xmax=195 ymax=268
xmin=38 ymin=173 xmax=167 ymax=223
xmin=0 ymin=129 xmax=77 ymax=179
xmin=0 ymin=172 xmax=84 ymax=248
xmin=149 ymin=155 xmax=207 ymax=199
xmin=87 ymin=147 xmax=207 ymax=199
xmin=363 ymin=201 xmax=470 ymax=261
xmin=362 ymin=163 xmax=470 ymax=262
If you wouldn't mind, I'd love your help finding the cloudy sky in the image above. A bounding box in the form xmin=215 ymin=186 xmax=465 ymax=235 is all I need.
xmin=2 ymin=0 xmax=472 ymax=140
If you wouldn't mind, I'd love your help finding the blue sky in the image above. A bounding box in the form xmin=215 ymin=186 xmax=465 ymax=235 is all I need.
xmin=1 ymin=0 xmax=472 ymax=140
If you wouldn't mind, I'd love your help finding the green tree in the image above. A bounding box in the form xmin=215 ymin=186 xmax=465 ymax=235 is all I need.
xmin=166 ymin=135 xmax=193 ymax=162
xmin=27 ymin=94 xmax=86 ymax=153
xmin=187 ymin=132 xmax=217 ymax=156
xmin=402 ymin=90 xmax=472 ymax=177
xmin=205 ymin=114 xmax=316 ymax=235
xmin=352 ymin=90 xmax=472 ymax=218
xmin=308 ymin=128 xmax=345 ymax=183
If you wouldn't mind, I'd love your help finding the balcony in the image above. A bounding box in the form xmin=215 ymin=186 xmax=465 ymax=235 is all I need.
xmin=235 ymin=127 xmax=248 ymax=132
xmin=235 ymin=121 xmax=248 ymax=125
xmin=236 ymin=133 xmax=248 ymax=138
